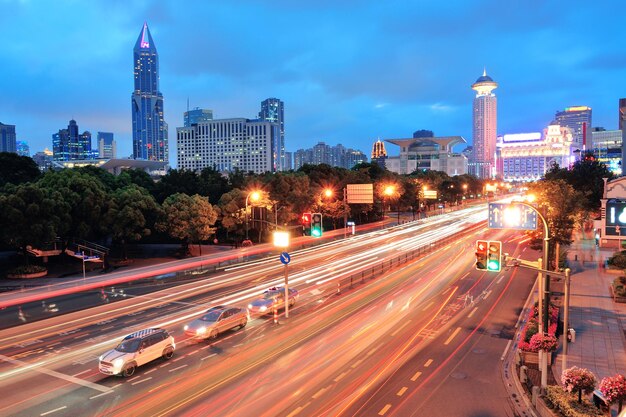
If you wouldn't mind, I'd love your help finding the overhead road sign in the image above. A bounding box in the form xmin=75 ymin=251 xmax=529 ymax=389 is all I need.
xmin=488 ymin=203 xmax=537 ymax=230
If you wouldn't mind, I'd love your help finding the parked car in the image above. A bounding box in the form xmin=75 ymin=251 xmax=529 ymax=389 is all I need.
xmin=99 ymin=328 xmax=175 ymax=377
xmin=184 ymin=306 xmax=248 ymax=340
xmin=248 ymin=287 xmax=298 ymax=314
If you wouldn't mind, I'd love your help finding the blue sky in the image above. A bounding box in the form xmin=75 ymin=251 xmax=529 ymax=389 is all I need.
xmin=1 ymin=0 xmax=625 ymax=166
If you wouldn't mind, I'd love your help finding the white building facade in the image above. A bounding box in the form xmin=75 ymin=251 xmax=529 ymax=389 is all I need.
xmin=176 ymin=118 xmax=279 ymax=174
xmin=384 ymin=136 xmax=468 ymax=176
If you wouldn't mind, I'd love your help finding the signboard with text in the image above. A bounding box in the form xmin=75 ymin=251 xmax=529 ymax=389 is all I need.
xmin=346 ymin=184 xmax=374 ymax=204
xmin=488 ymin=203 xmax=537 ymax=230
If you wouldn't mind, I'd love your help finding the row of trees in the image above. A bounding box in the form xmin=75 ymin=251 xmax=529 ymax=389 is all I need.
xmin=0 ymin=153 xmax=486 ymax=259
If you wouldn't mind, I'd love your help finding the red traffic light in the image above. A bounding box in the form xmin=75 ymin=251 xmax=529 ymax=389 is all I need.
xmin=302 ymin=213 xmax=312 ymax=225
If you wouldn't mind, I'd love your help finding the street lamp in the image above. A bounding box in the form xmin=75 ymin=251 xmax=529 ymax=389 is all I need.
xmin=273 ymin=231 xmax=291 ymax=319
xmin=506 ymin=200 xmax=551 ymax=389
xmin=245 ymin=191 xmax=261 ymax=240
xmin=382 ymin=185 xmax=395 ymax=228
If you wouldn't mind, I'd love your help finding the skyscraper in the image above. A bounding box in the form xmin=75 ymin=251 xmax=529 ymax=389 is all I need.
xmin=554 ymin=106 xmax=591 ymax=151
xmin=132 ymin=22 xmax=168 ymax=162
xmin=0 ymin=122 xmax=17 ymax=153
xmin=259 ymin=98 xmax=285 ymax=171
xmin=184 ymin=108 xmax=213 ymax=127
xmin=52 ymin=120 xmax=91 ymax=161
xmin=471 ymin=70 xmax=498 ymax=179
xmin=97 ymin=132 xmax=116 ymax=159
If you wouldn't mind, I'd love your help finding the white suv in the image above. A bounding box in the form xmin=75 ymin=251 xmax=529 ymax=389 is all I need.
xmin=99 ymin=328 xmax=175 ymax=377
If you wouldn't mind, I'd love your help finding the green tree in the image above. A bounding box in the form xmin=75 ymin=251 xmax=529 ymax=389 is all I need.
xmin=217 ymin=189 xmax=247 ymax=240
xmin=199 ymin=166 xmax=231 ymax=204
xmin=157 ymin=193 xmax=218 ymax=255
xmin=107 ymin=185 xmax=162 ymax=259
xmin=0 ymin=183 xmax=70 ymax=251
xmin=0 ymin=152 xmax=41 ymax=188
xmin=153 ymin=169 xmax=202 ymax=203
xmin=118 ymin=169 xmax=156 ymax=194
xmin=37 ymin=170 xmax=110 ymax=241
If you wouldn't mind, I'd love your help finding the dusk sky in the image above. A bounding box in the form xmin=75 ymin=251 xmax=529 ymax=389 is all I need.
xmin=1 ymin=0 xmax=625 ymax=166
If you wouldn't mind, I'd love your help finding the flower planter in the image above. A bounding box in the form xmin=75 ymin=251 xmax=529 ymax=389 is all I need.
xmin=7 ymin=270 xmax=48 ymax=279
xmin=520 ymin=350 xmax=552 ymax=366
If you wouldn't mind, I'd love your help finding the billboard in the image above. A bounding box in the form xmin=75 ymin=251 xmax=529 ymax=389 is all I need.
xmin=606 ymin=201 xmax=626 ymax=235
xmin=346 ymin=184 xmax=373 ymax=204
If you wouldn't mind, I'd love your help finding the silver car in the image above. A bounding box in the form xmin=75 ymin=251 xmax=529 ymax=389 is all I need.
xmin=248 ymin=287 xmax=298 ymax=314
xmin=184 ymin=306 xmax=248 ymax=340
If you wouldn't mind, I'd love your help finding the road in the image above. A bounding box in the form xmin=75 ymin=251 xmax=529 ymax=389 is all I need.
xmin=0 ymin=205 xmax=538 ymax=416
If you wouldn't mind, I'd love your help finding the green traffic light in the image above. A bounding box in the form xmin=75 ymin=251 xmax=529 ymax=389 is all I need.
xmin=487 ymin=260 xmax=500 ymax=271
xmin=312 ymin=228 xmax=321 ymax=237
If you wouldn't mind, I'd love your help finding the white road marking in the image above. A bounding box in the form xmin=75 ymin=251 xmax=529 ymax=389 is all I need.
xmin=131 ymin=377 xmax=152 ymax=385
xmin=40 ymin=406 xmax=67 ymax=416
xmin=424 ymin=359 xmax=433 ymax=367
xmin=411 ymin=371 xmax=422 ymax=381
xmin=169 ymin=364 xmax=188 ymax=372
xmin=378 ymin=404 xmax=392 ymax=415
xmin=444 ymin=327 xmax=462 ymax=346
xmin=89 ymin=390 xmax=114 ymax=400
xmin=468 ymin=307 xmax=479 ymax=318
xmin=483 ymin=290 xmax=492 ymax=300
xmin=0 ymin=354 xmax=110 ymax=393
xmin=333 ymin=371 xmax=347 ymax=382
xmin=312 ymin=387 xmax=327 ymax=399
xmin=351 ymin=359 xmax=363 ymax=369
xmin=397 ymin=386 xmax=408 ymax=396
xmin=71 ymin=369 xmax=90 ymax=377
xmin=501 ymin=340 xmax=513 ymax=361
xmin=391 ymin=321 xmax=411 ymax=337
xmin=422 ymin=301 xmax=434 ymax=311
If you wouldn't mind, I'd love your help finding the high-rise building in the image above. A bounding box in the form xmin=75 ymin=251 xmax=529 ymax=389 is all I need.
xmin=176 ymin=118 xmax=279 ymax=174
xmin=132 ymin=22 xmax=168 ymax=162
xmin=259 ymin=98 xmax=285 ymax=171
xmin=471 ymin=70 xmax=498 ymax=179
xmin=284 ymin=151 xmax=293 ymax=171
xmin=0 ymin=123 xmax=17 ymax=153
xmin=52 ymin=120 xmax=91 ymax=161
xmin=184 ymin=108 xmax=213 ymax=127
xmin=97 ymin=132 xmax=117 ymax=159
xmin=16 ymin=140 xmax=29 ymax=157
xmin=371 ymin=139 xmax=388 ymax=167
xmin=554 ymin=106 xmax=591 ymax=151
xmin=591 ymin=128 xmax=621 ymax=175
xmin=33 ymin=148 xmax=54 ymax=171
xmin=293 ymin=142 xmax=367 ymax=170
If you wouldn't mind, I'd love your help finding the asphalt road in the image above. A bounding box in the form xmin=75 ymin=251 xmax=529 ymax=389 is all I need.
xmin=0 ymin=205 xmax=539 ymax=417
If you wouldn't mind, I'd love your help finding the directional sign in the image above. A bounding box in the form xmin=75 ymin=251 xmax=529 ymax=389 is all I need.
xmin=488 ymin=203 xmax=537 ymax=230
xmin=279 ymin=252 xmax=291 ymax=265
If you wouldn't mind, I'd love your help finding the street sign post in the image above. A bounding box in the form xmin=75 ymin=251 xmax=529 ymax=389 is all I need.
xmin=488 ymin=203 xmax=537 ymax=230
xmin=279 ymin=252 xmax=291 ymax=265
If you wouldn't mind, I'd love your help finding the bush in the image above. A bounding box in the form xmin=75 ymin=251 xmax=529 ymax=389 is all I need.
xmin=7 ymin=265 xmax=47 ymax=275
xmin=561 ymin=367 xmax=597 ymax=403
xmin=529 ymin=333 xmax=558 ymax=353
xmin=544 ymin=386 xmax=604 ymax=417
xmin=608 ymin=252 xmax=626 ymax=269
xmin=599 ymin=374 xmax=626 ymax=408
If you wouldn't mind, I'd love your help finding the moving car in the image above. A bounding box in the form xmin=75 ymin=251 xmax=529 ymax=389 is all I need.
xmin=99 ymin=328 xmax=175 ymax=377
xmin=248 ymin=287 xmax=298 ymax=314
xmin=184 ymin=306 xmax=248 ymax=340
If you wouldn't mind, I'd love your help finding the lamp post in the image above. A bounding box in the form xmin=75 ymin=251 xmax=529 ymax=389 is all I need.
xmin=245 ymin=191 xmax=261 ymax=241
xmin=382 ymin=185 xmax=395 ymax=228
xmin=508 ymin=199 xmax=551 ymax=389
xmin=273 ymin=231 xmax=290 ymax=318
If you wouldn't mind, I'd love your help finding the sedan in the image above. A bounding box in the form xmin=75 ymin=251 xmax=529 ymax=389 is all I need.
xmin=248 ymin=287 xmax=298 ymax=314
xmin=184 ymin=306 xmax=248 ymax=340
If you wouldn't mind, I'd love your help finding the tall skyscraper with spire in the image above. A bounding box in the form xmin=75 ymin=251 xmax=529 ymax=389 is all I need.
xmin=132 ymin=22 xmax=168 ymax=162
xmin=471 ymin=69 xmax=498 ymax=179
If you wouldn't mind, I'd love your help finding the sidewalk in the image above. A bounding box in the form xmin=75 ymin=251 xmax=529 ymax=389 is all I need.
xmin=551 ymin=232 xmax=626 ymax=388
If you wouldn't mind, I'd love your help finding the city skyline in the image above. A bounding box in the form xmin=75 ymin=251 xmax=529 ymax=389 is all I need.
xmin=1 ymin=1 xmax=625 ymax=167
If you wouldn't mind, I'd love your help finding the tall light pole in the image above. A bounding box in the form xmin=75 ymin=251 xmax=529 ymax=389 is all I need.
xmin=382 ymin=184 xmax=395 ymax=228
xmin=245 ymin=191 xmax=261 ymax=240
xmin=273 ymin=231 xmax=290 ymax=318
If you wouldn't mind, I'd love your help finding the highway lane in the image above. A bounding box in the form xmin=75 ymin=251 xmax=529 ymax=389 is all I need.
xmin=0 ymin=206 xmax=488 ymax=414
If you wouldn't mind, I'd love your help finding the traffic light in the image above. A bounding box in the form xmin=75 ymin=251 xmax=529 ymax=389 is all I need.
xmin=487 ymin=241 xmax=502 ymax=272
xmin=311 ymin=213 xmax=323 ymax=237
xmin=475 ymin=240 xmax=488 ymax=270
xmin=302 ymin=212 xmax=312 ymax=236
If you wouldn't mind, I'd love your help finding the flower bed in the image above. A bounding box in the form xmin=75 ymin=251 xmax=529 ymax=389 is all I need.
xmin=518 ymin=302 xmax=559 ymax=353
xmin=544 ymin=386 xmax=603 ymax=417
xmin=6 ymin=265 xmax=48 ymax=279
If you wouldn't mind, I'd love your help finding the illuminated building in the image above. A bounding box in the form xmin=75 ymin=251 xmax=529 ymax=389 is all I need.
xmin=97 ymin=132 xmax=116 ymax=159
xmin=0 ymin=122 xmax=16 ymax=153
xmin=384 ymin=136 xmax=468 ymax=176
xmin=497 ymin=125 xmax=575 ymax=181
xmin=371 ymin=139 xmax=387 ymax=167
xmin=52 ymin=120 xmax=91 ymax=161
xmin=132 ymin=22 xmax=168 ymax=162
xmin=554 ymin=106 xmax=591 ymax=151
xmin=32 ymin=148 xmax=53 ymax=171
xmin=258 ymin=98 xmax=285 ymax=171
xmin=471 ymin=69 xmax=498 ymax=179
xmin=293 ymin=142 xmax=366 ymax=170
xmin=184 ymin=108 xmax=213 ymax=127
xmin=591 ymin=128 xmax=622 ymax=175
xmin=176 ymin=118 xmax=279 ymax=174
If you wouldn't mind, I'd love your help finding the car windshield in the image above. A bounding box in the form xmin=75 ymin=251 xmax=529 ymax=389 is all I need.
xmin=263 ymin=291 xmax=281 ymax=299
xmin=200 ymin=311 xmax=222 ymax=322
xmin=116 ymin=338 xmax=141 ymax=353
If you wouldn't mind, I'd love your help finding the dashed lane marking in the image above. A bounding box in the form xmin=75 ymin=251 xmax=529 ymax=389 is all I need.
xmin=378 ymin=404 xmax=392 ymax=415
xmin=312 ymin=387 xmax=327 ymax=399
xmin=444 ymin=327 xmax=462 ymax=346
xmin=40 ymin=406 xmax=67 ymax=416
xmin=89 ymin=390 xmax=114 ymax=400
xmin=391 ymin=321 xmax=411 ymax=337
xmin=131 ymin=377 xmax=152 ymax=385
xmin=424 ymin=359 xmax=433 ymax=367
xmin=397 ymin=387 xmax=408 ymax=396
xmin=410 ymin=371 xmax=422 ymax=381
xmin=468 ymin=307 xmax=478 ymax=318
xmin=333 ymin=371 xmax=347 ymax=382
xmin=169 ymin=364 xmax=188 ymax=372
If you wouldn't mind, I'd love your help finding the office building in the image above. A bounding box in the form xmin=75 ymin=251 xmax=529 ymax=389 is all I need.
xmin=591 ymin=128 xmax=622 ymax=175
xmin=554 ymin=106 xmax=591 ymax=151
xmin=184 ymin=108 xmax=213 ymax=127
xmin=132 ymin=22 xmax=168 ymax=162
xmin=284 ymin=151 xmax=293 ymax=171
xmin=176 ymin=118 xmax=279 ymax=174
xmin=0 ymin=123 xmax=17 ymax=153
xmin=371 ymin=139 xmax=387 ymax=167
xmin=471 ymin=70 xmax=498 ymax=179
xmin=497 ymin=125 xmax=576 ymax=181
xmin=16 ymin=141 xmax=29 ymax=157
xmin=97 ymin=132 xmax=117 ymax=159
xmin=259 ymin=98 xmax=285 ymax=171
xmin=32 ymin=148 xmax=54 ymax=171
xmin=293 ymin=142 xmax=367 ymax=170
xmin=385 ymin=136 xmax=468 ymax=176
xmin=52 ymin=120 xmax=91 ymax=161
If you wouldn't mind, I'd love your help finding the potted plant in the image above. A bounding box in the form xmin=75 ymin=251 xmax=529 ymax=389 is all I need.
xmin=561 ymin=366 xmax=597 ymax=403
xmin=599 ymin=374 xmax=626 ymax=412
